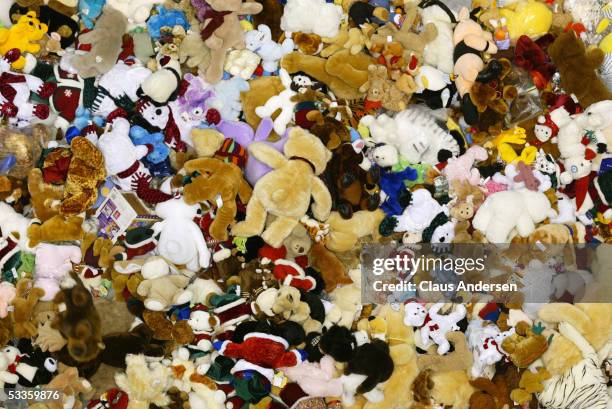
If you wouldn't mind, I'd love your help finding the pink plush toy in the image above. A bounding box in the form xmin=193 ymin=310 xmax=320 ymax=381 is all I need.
xmin=34 ymin=243 xmax=82 ymax=301
xmin=443 ymin=145 xmax=488 ymax=185
xmin=281 ymin=355 xmax=343 ymax=398
xmin=0 ymin=282 xmax=16 ymax=318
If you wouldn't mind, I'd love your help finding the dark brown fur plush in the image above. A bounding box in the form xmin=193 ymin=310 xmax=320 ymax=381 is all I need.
xmin=52 ymin=275 xmax=104 ymax=363
xmin=548 ymin=31 xmax=612 ymax=108
xmin=251 ymin=0 xmax=284 ymax=41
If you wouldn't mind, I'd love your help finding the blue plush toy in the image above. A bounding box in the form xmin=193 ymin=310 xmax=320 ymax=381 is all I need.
xmin=65 ymin=107 xmax=105 ymax=144
xmin=129 ymin=125 xmax=170 ymax=165
xmin=147 ymin=6 xmax=190 ymax=40
xmin=79 ymin=0 xmax=107 ymax=29
xmin=378 ymin=166 xmax=418 ymax=215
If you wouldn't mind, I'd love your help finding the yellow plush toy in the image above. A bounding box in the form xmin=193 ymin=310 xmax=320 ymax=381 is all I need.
xmin=500 ymin=0 xmax=552 ymax=41
xmin=485 ymin=127 xmax=537 ymax=164
xmin=0 ymin=11 xmax=48 ymax=70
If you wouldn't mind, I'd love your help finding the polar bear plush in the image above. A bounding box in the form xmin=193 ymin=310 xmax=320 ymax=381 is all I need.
xmin=473 ymin=189 xmax=557 ymax=243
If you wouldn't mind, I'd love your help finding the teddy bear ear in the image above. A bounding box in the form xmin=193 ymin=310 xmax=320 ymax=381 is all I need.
xmin=458 ymin=7 xmax=470 ymax=21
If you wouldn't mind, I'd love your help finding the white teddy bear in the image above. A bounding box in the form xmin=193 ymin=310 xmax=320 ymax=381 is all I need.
xmin=188 ymin=309 xmax=220 ymax=352
xmin=404 ymin=301 xmax=467 ymax=355
xmin=245 ymin=24 xmax=294 ymax=73
xmin=152 ymin=180 xmax=211 ymax=271
xmin=472 ymin=188 xmax=557 ymax=243
xmin=421 ymin=5 xmax=456 ymax=74
xmin=255 ymin=68 xmax=297 ymax=135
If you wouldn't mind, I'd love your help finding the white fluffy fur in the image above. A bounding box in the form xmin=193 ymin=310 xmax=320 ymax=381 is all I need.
xmin=421 ymin=5 xmax=455 ymax=74
xmin=281 ymin=0 xmax=344 ymax=38
xmin=361 ymin=106 xmax=460 ymax=165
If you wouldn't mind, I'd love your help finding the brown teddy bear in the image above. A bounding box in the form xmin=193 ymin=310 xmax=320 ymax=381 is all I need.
xmin=198 ymin=0 xmax=263 ymax=83
xmin=232 ymin=127 xmax=332 ymax=248
xmin=292 ymin=32 xmax=323 ymax=55
xmin=52 ymin=273 xmax=104 ymax=363
xmin=27 ymin=168 xmax=64 ymax=222
xmin=547 ymin=31 xmax=612 ymax=108
xmin=281 ymin=49 xmax=375 ymax=100
xmin=226 ymin=259 xmax=278 ymax=297
xmin=306 ymin=110 xmax=352 ymax=150
xmin=45 ymin=365 xmax=94 ymax=409
xmin=12 ymin=278 xmax=46 ymax=339
xmin=27 ymin=215 xmax=84 ymax=248
xmin=240 ymin=75 xmax=285 ymax=136
xmin=60 ymin=136 xmax=106 ymax=216
xmin=359 ymin=64 xmax=412 ymax=112
xmin=321 ymin=142 xmax=380 ymax=220
xmin=142 ymin=309 xmax=194 ymax=345
xmin=309 ymin=241 xmax=353 ymax=292
xmin=182 ymin=157 xmax=253 ymax=241
xmin=468 ymin=376 xmax=512 ymax=409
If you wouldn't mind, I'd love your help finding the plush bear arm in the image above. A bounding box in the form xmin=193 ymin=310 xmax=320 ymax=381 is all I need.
xmin=248 ymin=142 xmax=288 ymax=169
xmin=26 ymin=43 xmax=42 ymax=54
xmin=137 ymin=280 xmax=153 ymax=297
xmin=585 ymin=48 xmax=605 ymax=69
xmin=167 ymin=275 xmax=190 ymax=288
xmin=238 ymin=2 xmax=263 ymax=16
xmin=134 ymin=145 xmax=149 ymax=161
xmin=77 ymin=30 xmax=104 ymax=45
xmin=310 ymin=176 xmax=332 ymax=221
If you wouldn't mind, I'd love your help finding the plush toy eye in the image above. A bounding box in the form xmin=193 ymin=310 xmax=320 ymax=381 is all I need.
xmin=571 ymin=165 xmax=578 ymax=173
xmin=44 ymin=357 xmax=58 ymax=373
xmin=192 ymin=108 xmax=203 ymax=116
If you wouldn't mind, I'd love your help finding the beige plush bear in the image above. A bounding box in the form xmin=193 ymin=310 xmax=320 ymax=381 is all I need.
xmin=232 ymin=127 xmax=332 ymax=248
xmin=136 ymin=257 xmax=193 ymax=311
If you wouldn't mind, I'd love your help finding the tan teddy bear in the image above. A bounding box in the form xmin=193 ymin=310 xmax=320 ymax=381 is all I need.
xmin=232 ymin=127 xmax=332 ymax=248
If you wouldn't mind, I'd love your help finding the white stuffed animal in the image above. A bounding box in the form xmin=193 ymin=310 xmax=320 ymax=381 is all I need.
xmin=392 ymin=189 xmax=446 ymax=233
xmin=0 ymin=202 xmax=35 ymax=251
xmin=97 ymin=117 xmax=151 ymax=192
xmin=106 ymin=0 xmax=164 ymax=30
xmin=472 ymin=189 xmax=557 ymax=243
xmin=0 ymin=347 xmax=19 ymax=395
xmin=245 ymin=24 xmax=294 ymax=73
xmin=209 ymin=77 xmax=250 ymax=122
xmin=0 ymin=0 xmax=13 ymax=28
xmin=255 ymin=69 xmax=297 ymax=135
xmin=575 ymin=99 xmax=612 ymax=148
xmin=361 ymin=107 xmax=461 ymax=165
xmin=421 ymin=5 xmax=456 ymax=74
xmin=188 ymin=310 xmax=220 ymax=352
xmin=280 ymin=0 xmax=344 ymax=38
xmin=188 ymin=278 xmax=223 ymax=306
xmin=466 ymin=319 xmax=513 ymax=378
xmin=492 ymin=163 xmax=552 ymax=192
xmin=224 ymin=49 xmax=261 ymax=80
xmin=404 ymin=301 xmax=467 ymax=355
xmin=152 ymin=180 xmax=211 ymax=271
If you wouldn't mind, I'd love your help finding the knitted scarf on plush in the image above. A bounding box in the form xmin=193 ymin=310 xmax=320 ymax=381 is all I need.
xmin=131 ymin=174 xmax=175 ymax=204
xmin=200 ymin=9 xmax=232 ymax=42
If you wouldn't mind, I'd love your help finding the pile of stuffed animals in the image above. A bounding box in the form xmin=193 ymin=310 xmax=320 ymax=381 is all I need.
xmin=0 ymin=0 xmax=611 ymax=408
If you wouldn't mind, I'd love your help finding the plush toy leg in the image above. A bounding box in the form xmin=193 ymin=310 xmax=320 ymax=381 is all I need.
xmin=515 ymin=213 xmax=535 ymax=238
xmin=210 ymin=200 xmax=237 ymax=241
xmin=232 ymin=197 xmax=267 ymax=238
xmin=262 ymin=216 xmax=298 ymax=248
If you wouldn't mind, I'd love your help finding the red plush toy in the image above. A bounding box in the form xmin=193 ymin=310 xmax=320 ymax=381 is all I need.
xmin=514 ymin=35 xmax=556 ymax=89
xmin=214 ymin=332 xmax=304 ymax=368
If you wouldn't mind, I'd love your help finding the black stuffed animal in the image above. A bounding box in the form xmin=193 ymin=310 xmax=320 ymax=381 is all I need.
xmin=319 ymin=325 xmax=357 ymax=362
xmin=346 ymin=339 xmax=394 ymax=394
